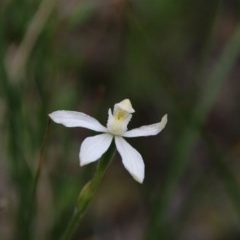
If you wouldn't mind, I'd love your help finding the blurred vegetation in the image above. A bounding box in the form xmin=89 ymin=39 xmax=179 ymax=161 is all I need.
xmin=1 ymin=0 xmax=240 ymax=240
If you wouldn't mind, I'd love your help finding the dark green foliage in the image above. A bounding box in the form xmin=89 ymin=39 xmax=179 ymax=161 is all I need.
xmin=1 ymin=0 xmax=240 ymax=240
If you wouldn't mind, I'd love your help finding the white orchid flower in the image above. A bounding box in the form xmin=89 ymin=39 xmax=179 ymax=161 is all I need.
xmin=49 ymin=99 xmax=167 ymax=183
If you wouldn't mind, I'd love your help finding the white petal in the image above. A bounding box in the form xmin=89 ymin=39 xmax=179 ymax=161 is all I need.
xmin=80 ymin=133 xmax=113 ymax=166
xmin=49 ymin=110 xmax=106 ymax=132
xmin=115 ymin=137 xmax=144 ymax=183
xmin=114 ymin=99 xmax=135 ymax=114
xmin=123 ymin=114 xmax=168 ymax=138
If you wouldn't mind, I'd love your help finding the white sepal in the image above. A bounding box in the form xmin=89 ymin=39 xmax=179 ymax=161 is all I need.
xmin=80 ymin=133 xmax=113 ymax=166
xmin=115 ymin=136 xmax=144 ymax=183
xmin=123 ymin=114 xmax=167 ymax=138
xmin=49 ymin=110 xmax=106 ymax=132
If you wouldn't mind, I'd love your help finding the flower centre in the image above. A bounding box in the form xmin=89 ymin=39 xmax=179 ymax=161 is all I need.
xmin=115 ymin=110 xmax=127 ymax=120
xmin=107 ymin=99 xmax=134 ymax=136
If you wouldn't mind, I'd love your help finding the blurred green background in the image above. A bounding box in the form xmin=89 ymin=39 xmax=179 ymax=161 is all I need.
xmin=1 ymin=0 xmax=240 ymax=239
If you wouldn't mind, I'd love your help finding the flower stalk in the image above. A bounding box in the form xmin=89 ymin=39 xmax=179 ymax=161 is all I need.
xmin=60 ymin=143 xmax=116 ymax=240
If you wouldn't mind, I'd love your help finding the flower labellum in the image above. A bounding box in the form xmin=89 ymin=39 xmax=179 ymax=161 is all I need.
xmin=49 ymin=99 xmax=167 ymax=183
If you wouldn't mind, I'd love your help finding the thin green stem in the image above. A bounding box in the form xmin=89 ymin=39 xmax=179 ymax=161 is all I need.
xmin=23 ymin=118 xmax=51 ymax=238
xmin=0 ymin=61 xmax=33 ymax=240
xmin=146 ymin=23 xmax=240 ymax=240
xmin=5 ymin=0 xmax=57 ymax=81
xmin=60 ymin=143 xmax=116 ymax=240
xmin=203 ymin=134 xmax=240 ymax=216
